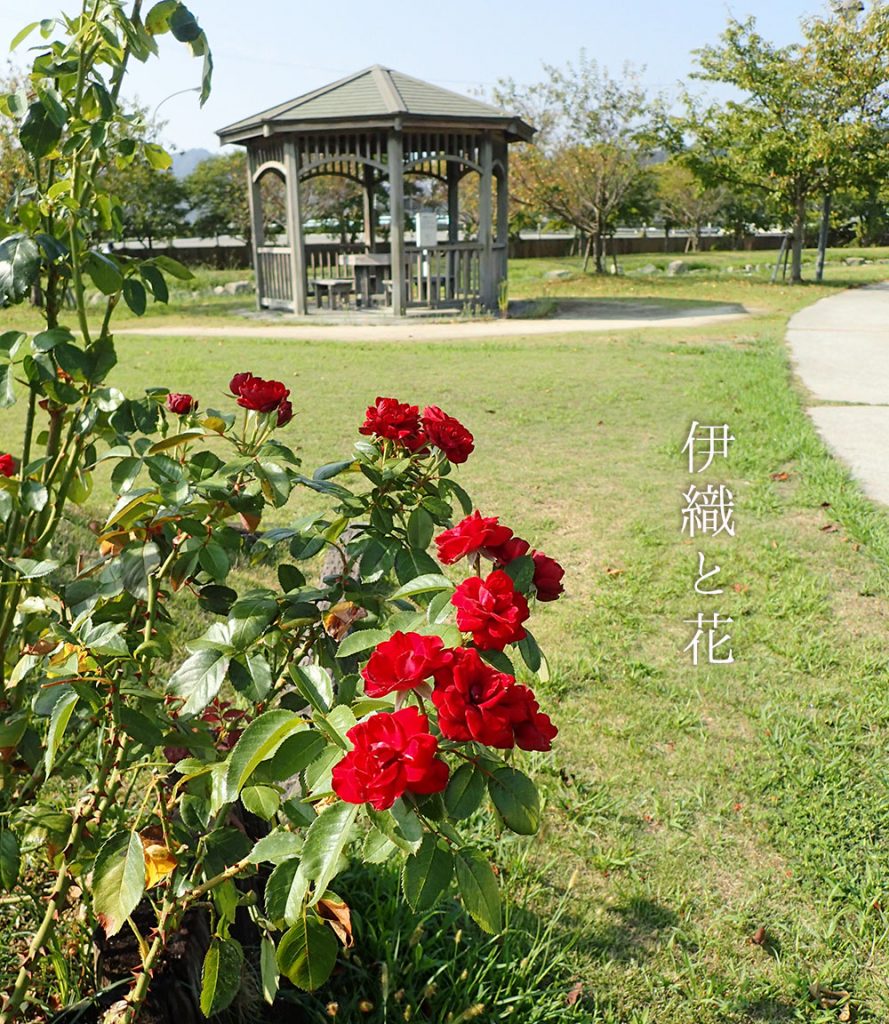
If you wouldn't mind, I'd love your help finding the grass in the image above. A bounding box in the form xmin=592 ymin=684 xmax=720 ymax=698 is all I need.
xmin=5 ymin=250 xmax=889 ymax=1021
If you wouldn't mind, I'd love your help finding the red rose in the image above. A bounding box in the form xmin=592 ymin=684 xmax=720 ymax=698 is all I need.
xmin=531 ymin=550 xmax=565 ymax=602
xmin=451 ymin=570 xmax=529 ymax=650
xmin=421 ymin=406 xmax=474 ymax=464
xmin=488 ymin=536 xmax=530 ymax=565
xmin=501 ymin=683 xmax=558 ymax=751
xmin=331 ymin=706 xmax=449 ymax=810
xmin=236 ymin=376 xmax=290 ymax=413
xmin=431 ymin=647 xmax=516 ymax=747
xmin=0 ymin=453 xmax=14 ymax=478
xmin=229 ymin=372 xmax=252 ymax=396
xmin=361 ymin=631 xmax=448 ymax=698
xmin=435 ymin=511 xmax=513 ymax=565
xmin=277 ymin=399 xmax=294 ymax=427
xmin=165 ymin=392 xmax=197 ymax=415
xmin=359 ymin=396 xmax=424 ymax=449
xmin=431 ymin=648 xmax=557 ymax=751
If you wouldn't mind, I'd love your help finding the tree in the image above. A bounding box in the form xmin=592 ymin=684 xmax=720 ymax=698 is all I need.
xmin=184 ymin=150 xmax=251 ymax=241
xmin=495 ymin=54 xmax=656 ymax=273
xmin=674 ymin=5 xmax=889 ymax=283
xmin=105 ymin=160 xmax=189 ymax=248
xmin=654 ymin=159 xmax=726 ymax=252
xmin=302 ymin=174 xmax=364 ymax=242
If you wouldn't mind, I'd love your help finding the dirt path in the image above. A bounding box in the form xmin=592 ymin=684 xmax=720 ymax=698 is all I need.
xmin=117 ymin=302 xmax=747 ymax=343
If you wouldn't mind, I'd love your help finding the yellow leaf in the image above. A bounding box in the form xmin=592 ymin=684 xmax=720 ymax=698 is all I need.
xmin=140 ymin=832 xmax=177 ymax=887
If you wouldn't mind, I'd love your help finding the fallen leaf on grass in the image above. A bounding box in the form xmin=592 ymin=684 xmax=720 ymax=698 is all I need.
xmin=732 ymin=583 xmax=750 ymax=593
xmin=750 ymin=926 xmax=767 ymax=946
xmin=565 ymin=982 xmax=584 ymax=1006
xmin=820 ymin=523 xmax=839 ymax=533
xmin=604 ymin=566 xmax=624 ymax=577
xmin=770 ymin=471 xmax=791 ymax=481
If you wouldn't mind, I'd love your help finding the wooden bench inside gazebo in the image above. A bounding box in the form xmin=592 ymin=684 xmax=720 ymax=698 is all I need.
xmin=217 ymin=65 xmax=534 ymax=316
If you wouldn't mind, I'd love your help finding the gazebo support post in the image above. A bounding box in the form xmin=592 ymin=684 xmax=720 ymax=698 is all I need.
xmin=447 ymin=162 xmax=460 ymax=243
xmin=283 ymin=139 xmax=307 ymax=315
xmin=246 ymin=151 xmax=264 ymax=310
xmin=478 ymin=133 xmax=494 ymax=310
xmin=496 ymin=140 xmax=509 ymax=295
xmin=387 ymin=130 xmax=406 ymax=316
xmin=363 ymin=164 xmax=376 ymax=252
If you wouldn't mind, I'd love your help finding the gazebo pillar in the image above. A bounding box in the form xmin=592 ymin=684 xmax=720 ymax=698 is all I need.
xmin=387 ymin=129 xmax=406 ymax=316
xmin=478 ymin=132 xmax=495 ymax=309
xmin=363 ymin=164 xmax=376 ymax=251
xmin=446 ymin=162 xmax=460 ymax=243
xmin=283 ymin=138 xmax=307 ymax=315
xmin=496 ymin=140 xmax=510 ymax=291
xmin=246 ymin=151 xmax=264 ymax=311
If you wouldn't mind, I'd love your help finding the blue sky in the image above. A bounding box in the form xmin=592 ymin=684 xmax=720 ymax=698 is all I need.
xmin=0 ymin=0 xmax=827 ymax=152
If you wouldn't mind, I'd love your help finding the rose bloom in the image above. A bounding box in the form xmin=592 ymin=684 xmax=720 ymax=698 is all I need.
xmin=420 ymin=406 xmax=474 ymax=464
xmin=331 ymin=706 xmax=449 ymax=810
xmin=488 ymin=535 xmax=530 ymax=565
xmin=359 ymin=396 xmax=424 ymax=449
xmin=531 ymin=550 xmax=565 ymax=602
xmin=165 ymin=392 xmax=197 ymax=415
xmin=236 ymin=375 xmax=290 ymax=413
xmin=435 ymin=511 xmax=513 ymax=566
xmin=0 ymin=453 xmax=14 ymax=478
xmin=361 ymin=631 xmax=448 ymax=698
xmin=432 ymin=647 xmax=557 ymax=751
xmin=230 ymin=372 xmax=252 ymax=396
xmin=451 ymin=569 xmax=529 ymax=650
xmin=277 ymin=399 xmax=294 ymax=427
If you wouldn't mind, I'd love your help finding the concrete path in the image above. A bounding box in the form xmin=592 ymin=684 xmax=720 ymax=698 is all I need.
xmin=117 ymin=302 xmax=746 ymax=344
xmin=788 ymin=282 xmax=889 ymax=505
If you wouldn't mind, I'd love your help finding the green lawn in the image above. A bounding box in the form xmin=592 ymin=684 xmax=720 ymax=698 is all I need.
xmin=5 ymin=252 xmax=889 ymax=1021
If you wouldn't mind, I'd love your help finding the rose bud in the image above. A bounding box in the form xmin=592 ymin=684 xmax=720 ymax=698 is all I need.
xmin=165 ymin=392 xmax=197 ymax=415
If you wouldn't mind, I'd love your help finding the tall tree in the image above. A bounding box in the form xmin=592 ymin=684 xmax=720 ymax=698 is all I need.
xmin=184 ymin=151 xmax=251 ymax=241
xmin=104 ymin=159 xmax=188 ymax=249
xmin=495 ymin=54 xmax=656 ymax=273
xmin=654 ymin=159 xmax=726 ymax=252
xmin=674 ymin=4 xmax=889 ymax=283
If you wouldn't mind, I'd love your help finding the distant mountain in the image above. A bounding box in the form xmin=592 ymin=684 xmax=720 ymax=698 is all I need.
xmin=171 ymin=148 xmax=213 ymax=178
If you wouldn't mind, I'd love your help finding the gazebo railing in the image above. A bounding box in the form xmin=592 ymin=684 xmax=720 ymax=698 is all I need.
xmin=256 ymin=245 xmax=292 ymax=308
xmin=404 ymin=242 xmax=482 ymax=308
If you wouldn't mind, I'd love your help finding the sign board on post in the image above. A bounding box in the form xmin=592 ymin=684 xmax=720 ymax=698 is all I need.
xmin=415 ymin=211 xmax=438 ymax=250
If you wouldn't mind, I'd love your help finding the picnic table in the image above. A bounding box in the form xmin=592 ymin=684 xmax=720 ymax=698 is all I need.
xmin=346 ymin=254 xmax=391 ymax=307
xmin=313 ymin=277 xmax=354 ymax=310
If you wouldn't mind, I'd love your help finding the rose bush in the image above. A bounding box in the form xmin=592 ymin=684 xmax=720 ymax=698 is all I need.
xmin=0 ymin=6 xmax=565 ymax=1022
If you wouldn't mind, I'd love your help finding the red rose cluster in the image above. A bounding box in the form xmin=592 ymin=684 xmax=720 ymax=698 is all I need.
xmin=165 ymin=392 xmax=197 ymax=415
xmin=359 ymin=396 xmax=474 ymax=464
xmin=436 ymin=511 xmax=565 ymax=604
xmin=331 ymin=706 xmax=449 ymax=810
xmin=0 ymin=453 xmax=15 ymax=478
xmin=332 ymin=633 xmax=557 ymax=808
xmin=230 ymin=372 xmax=293 ymax=426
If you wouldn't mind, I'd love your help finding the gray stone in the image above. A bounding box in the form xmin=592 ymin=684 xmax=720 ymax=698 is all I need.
xmin=213 ymin=285 xmax=226 ymax=295
xmin=638 ymin=263 xmax=658 ymax=275
xmin=744 ymin=264 xmax=754 ymax=272
xmin=223 ymin=279 xmax=254 ymax=295
xmin=544 ymin=269 xmax=573 ymax=281
xmin=844 ymin=257 xmax=866 ymax=265
xmin=667 ymin=259 xmax=689 ymax=276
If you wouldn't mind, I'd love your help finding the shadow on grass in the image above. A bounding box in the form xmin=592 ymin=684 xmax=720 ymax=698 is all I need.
xmin=510 ymin=296 xmax=748 ymax=321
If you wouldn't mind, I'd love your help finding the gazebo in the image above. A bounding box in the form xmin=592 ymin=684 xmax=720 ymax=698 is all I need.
xmin=217 ymin=66 xmax=534 ymax=316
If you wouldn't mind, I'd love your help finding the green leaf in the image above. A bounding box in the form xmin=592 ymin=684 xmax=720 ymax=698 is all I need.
xmin=290 ymin=664 xmax=334 ymax=714
xmin=265 ymin=857 xmax=307 ymax=924
xmin=241 ymin=784 xmax=280 ymax=820
xmin=0 ymin=364 xmax=15 ymax=407
xmin=260 ymin=935 xmax=279 ymax=1004
xmin=504 ymin=555 xmax=535 ymax=592
xmin=266 ymin=730 xmax=326 ymax=781
xmin=228 ymin=593 xmax=278 ymax=650
xmin=199 ymin=539 xmax=229 ymax=581
xmin=44 ymin=690 xmax=78 ymax=776
xmin=390 ymin=574 xmax=453 ymax=600
xmin=300 ymin=802 xmax=358 ymax=903
xmin=83 ymin=251 xmax=123 ymax=295
xmin=248 ymin=829 xmax=302 ymax=866
xmin=144 ymin=142 xmax=172 ymax=170
xmin=122 ymin=278 xmax=147 ymax=316
xmin=20 ymin=480 xmax=47 ymax=512
xmin=151 ymin=254 xmax=193 ymax=280
xmin=0 ymin=330 xmax=25 ymax=359
xmin=487 ymin=767 xmax=541 ymax=835
xmin=170 ymin=5 xmax=202 ymax=41
xmin=167 ymin=648 xmax=230 ymax=716
xmin=92 ymin=831 xmax=146 ymax=938
xmin=20 ymin=103 xmax=60 ymax=158
xmin=402 ymin=834 xmax=454 ymax=912
xmin=10 ymin=22 xmax=39 ymax=50
xmin=444 ymin=763 xmax=486 ymax=820
xmin=407 ymin=506 xmax=434 ymax=549
xmin=454 ymin=847 xmax=501 ymax=933
xmin=0 ymin=234 xmax=39 ymax=306
xmin=225 ymin=710 xmax=306 ymax=800
xmin=479 ymin=648 xmax=515 ymax=676
xmin=145 ymin=0 xmax=177 ymax=33
xmin=517 ymin=631 xmax=542 ymax=673
xmin=276 ymin=915 xmax=338 ymax=991
xmin=0 ymin=827 xmax=20 ymax=890
xmin=257 ymin=460 xmax=291 ymax=507
xmin=335 ymin=628 xmax=388 ymax=659
xmin=200 ymin=937 xmax=243 ymax=1017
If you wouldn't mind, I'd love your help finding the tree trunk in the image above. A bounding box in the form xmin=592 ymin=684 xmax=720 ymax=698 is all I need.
xmin=790 ymin=194 xmax=806 ymax=285
xmin=815 ymin=192 xmax=831 ymax=284
xmin=593 ymin=227 xmax=606 ymax=274
xmin=581 ymin=235 xmax=593 ymax=273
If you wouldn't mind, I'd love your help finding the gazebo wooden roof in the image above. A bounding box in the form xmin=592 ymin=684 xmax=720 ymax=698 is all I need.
xmin=217 ymin=67 xmax=534 ymax=316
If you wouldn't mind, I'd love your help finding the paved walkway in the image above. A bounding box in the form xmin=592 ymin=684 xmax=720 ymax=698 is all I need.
xmin=117 ymin=302 xmax=745 ymax=344
xmin=788 ymin=282 xmax=889 ymax=504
